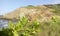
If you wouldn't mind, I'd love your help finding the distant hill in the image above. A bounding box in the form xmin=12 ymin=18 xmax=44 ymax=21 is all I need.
xmin=3 ymin=4 xmax=60 ymax=21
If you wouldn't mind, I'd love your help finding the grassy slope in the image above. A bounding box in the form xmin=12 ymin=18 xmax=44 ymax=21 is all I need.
xmin=45 ymin=4 xmax=60 ymax=15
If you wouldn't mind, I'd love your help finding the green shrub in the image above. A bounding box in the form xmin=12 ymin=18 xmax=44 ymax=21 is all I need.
xmin=0 ymin=16 xmax=60 ymax=36
xmin=0 ymin=16 xmax=41 ymax=36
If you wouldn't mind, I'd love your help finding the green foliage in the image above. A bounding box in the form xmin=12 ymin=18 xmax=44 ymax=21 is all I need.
xmin=0 ymin=16 xmax=60 ymax=36
xmin=26 ymin=5 xmax=36 ymax=9
xmin=0 ymin=28 xmax=13 ymax=36
xmin=0 ymin=16 xmax=41 ymax=36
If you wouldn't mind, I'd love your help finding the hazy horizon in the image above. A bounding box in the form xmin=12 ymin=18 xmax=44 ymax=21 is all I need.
xmin=0 ymin=0 xmax=60 ymax=15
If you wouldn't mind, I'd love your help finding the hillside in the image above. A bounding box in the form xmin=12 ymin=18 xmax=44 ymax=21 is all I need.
xmin=3 ymin=4 xmax=60 ymax=21
xmin=44 ymin=4 xmax=60 ymax=15
xmin=1 ymin=4 xmax=60 ymax=36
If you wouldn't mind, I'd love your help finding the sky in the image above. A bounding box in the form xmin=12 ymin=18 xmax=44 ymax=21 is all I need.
xmin=0 ymin=0 xmax=60 ymax=15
